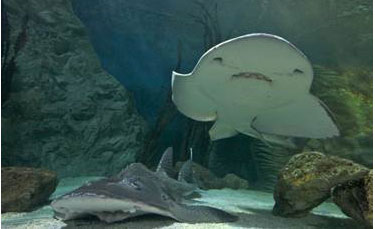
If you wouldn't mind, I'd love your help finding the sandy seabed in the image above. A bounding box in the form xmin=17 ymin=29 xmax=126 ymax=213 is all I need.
xmin=2 ymin=177 xmax=360 ymax=229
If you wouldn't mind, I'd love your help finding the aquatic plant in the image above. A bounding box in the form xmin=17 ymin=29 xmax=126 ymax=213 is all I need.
xmin=252 ymin=142 xmax=295 ymax=191
xmin=188 ymin=0 xmax=222 ymax=50
xmin=139 ymin=40 xmax=181 ymax=166
xmin=207 ymin=135 xmax=258 ymax=183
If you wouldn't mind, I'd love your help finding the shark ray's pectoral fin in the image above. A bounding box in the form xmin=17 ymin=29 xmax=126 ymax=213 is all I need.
xmin=170 ymin=203 xmax=238 ymax=223
xmin=248 ymin=118 xmax=296 ymax=148
xmin=248 ymin=118 xmax=274 ymax=148
xmin=261 ymin=134 xmax=297 ymax=148
xmin=172 ymin=71 xmax=217 ymax=121
xmin=240 ymin=125 xmax=296 ymax=148
xmin=209 ymin=120 xmax=238 ymax=141
xmin=156 ymin=147 xmax=175 ymax=177
xmin=253 ymin=95 xmax=340 ymax=138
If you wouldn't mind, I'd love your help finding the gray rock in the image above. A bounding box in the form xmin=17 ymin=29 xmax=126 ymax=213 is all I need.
xmin=273 ymin=151 xmax=369 ymax=217
xmin=332 ymin=170 xmax=372 ymax=228
xmin=2 ymin=167 xmax=57 ymax=212
xmin=176 ymin=161 xmax=249 ymax=190
xmin=222 ymin=173 xmax=250 ymax=190
xmin=1 ymin=0 xmax=147 ymax=177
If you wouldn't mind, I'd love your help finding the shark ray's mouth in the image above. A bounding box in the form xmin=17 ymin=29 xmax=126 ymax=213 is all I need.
xmin=231 ymin=72 xmax=273 ymax=83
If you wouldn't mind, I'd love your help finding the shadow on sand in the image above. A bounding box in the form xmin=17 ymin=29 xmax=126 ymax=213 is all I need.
xmin=232 ymin=206 xmax=363 ymax=229
xmin=62 ymin=206 xmax=362 ymax=229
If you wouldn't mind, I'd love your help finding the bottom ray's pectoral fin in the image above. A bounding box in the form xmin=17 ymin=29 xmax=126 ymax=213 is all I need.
xmin=171 ymin=203 xmax=238 ymax=223
xmin=53 ymin=210 xmax=89 ymax=221
xmin=253 ymin=95 xmax=339 ymax=138
xmin=209 ymin=121 xmax=238 ymax=141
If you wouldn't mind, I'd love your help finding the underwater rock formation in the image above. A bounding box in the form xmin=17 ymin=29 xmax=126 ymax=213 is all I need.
xmin=332 ymin=170 xmax=373 ymax=227
xmin=221 ymin=174 xmax=250 ymax=190
xmin=2 ymin=167 xmax=57 ymax=212
xmin=273 ymin=151 xmax=369 ymax=217
xmin=364 ymin=170 xmax=373 ymax=225
xmin=1 ymin=0 xmax=147 ymax=177
xmin=176 ymin=161 xmax=249 ymax=190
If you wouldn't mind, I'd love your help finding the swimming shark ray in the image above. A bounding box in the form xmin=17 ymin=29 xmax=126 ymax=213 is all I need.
xmin=171 ymin=33 xmax=339 ymax=145
xmin=51 ymin=148 xmax=237 ymax=223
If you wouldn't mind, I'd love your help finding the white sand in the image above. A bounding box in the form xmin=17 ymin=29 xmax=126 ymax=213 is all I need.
xmin=2 ymin=177 xmax=359 ymax=229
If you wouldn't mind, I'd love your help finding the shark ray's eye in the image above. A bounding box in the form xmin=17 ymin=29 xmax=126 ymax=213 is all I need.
xmin=293 ymin=69 xmax=303 ymax=74
xmin=161 ymin=194 xmax=169 ymax=201
xmin=131 ymin=181 xmax=141 ymax=190
xmin=125 ymin=178 xmax=141 ymax=190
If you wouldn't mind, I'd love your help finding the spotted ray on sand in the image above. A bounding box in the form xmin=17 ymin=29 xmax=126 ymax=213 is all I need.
xmin=171 ymin=33 xmax=339 ymax=146
xmin=51 ymin=147 xmax=237 ymax=223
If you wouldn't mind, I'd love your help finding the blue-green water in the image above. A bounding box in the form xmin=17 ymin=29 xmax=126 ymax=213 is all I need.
xmin=1 ymin=0 xmax=372 ymax=228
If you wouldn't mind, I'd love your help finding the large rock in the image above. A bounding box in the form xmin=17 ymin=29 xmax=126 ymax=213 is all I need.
xmin=332 ymin=170 xmax=372 ymax=227
xmin=2 ymin=167 xmax=57 ymax=212
xmin=273 ymin=152 xmax=369 ymax=217
xmin=364 ymin=170 xmax=373 ymax=224
xmin=1 ymin=0 xmax=147 ymax=177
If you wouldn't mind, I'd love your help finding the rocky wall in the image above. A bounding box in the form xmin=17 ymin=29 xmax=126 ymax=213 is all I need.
xmin=1 ymin=0 xmax=147 ymax=177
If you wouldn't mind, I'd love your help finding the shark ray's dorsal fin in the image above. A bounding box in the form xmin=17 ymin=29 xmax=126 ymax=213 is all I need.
xmin=156 ymin=147 xmax=175 ymax=177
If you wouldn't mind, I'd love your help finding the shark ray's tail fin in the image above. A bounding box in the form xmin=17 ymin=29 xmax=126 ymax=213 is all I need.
xmin=171 ymin=203 xmax=238 ymax=223
xmin=178 ymin=160 xmax=196 ymax=184
xmin=178 ymin=148 xmax=199 ymax=185
xmin=156 ymin=147 xmax=175 ymax=178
